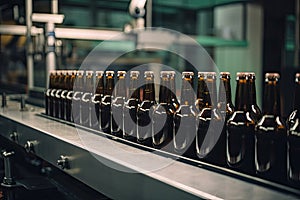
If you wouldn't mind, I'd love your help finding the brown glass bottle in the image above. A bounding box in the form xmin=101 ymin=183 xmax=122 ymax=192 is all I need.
xmin=255 ymin=73 xmax=286 ymax=183
xmin=60 ymin=70 xmax=71 ymax=120
xmin=111 ymin=71 xmax=127 ymax=137
xmin=216 ymin=72 xmax=234 ymax=166
xmin=66 ymin=70 xmax=76 ymax=122
xmin=196 ymin=72 xmax=224 ymax=165
xmin=49 ymin=71 xmax=59 ymax=117
xmin=218 ymin=72 xmax=235 ymax=117
xmin=137 ymin=71 xmax=156 ymax=146
xmin=227 ymin=72 xmax=256 ymax=174
xmin=152 ymin=71 xmax=176 ymax=150
xmin=174 ymin=72 xmax=197 ymax=158
xmin=81 ymin=71 xmax=94 ymax=127
xmin=72 ymin=70 xmax=84 ymax=124
xmin=287 ymin=73 xmax=300 ymax=185
xmin=101 ymin=71 xmax=114 ymax=133
xmin=123 ymin=71 xmax=140 ymax=141
xmin=54 ymin=70 xmax=65 ymax=119
xmin=91 ymin=71 xmax=104 ymax=130
xmin=45 ymin=71 xmax=55 ymax=116
xmin=248 ymin=73 xmax=262 ymax=122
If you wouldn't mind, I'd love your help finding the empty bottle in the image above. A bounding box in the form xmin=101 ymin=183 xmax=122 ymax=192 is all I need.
xmin=174 ymin=72 xmax=197 ymax=158
xmin=91 ymin=71 xmax=104 ymax=130
xmin=101 ymin=71 xmax=114 ymax=133
xmin=218 ymin=72 xmax=235 ymax=117
xmin=123 ymin=71 xmax=140 ymax=141
xmin=66 ymin=70 xmax=76 ymax=122
xmin=111 ymin=71 xmax=127 ymax=137
xmin=152 ymin=71 xmax=176 ymax=150
xmin=227 ymin=72 xmax=256 ymax=174
xmin=54 ymin=70 xmax=65 ymax=119
xmin=248 ymin=73 xmax=262 ymax=122
xmin=137 ymin=71 xmax=156 ymax=146
xmin=287 ymin=73 xmax=300 ymax=185
xmin=60 ymin=70 xmax=71 ymax=120
xmin=81 ymin=71 xmax=94 ymax=127
xmin=73 ymin=70 xmax=84 ymax=124
xmin=45 ymin=71 xmax=55 ymax=116
xmin=255 ymin=73 xmax=286 ymax=183
xmin=196 ymin=72 xmax=224 ymax=165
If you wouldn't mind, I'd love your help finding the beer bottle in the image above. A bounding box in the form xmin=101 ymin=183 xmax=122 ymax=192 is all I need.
xmin=54 ymin=70 xmax=65 ymax=119
xmin=123 ymin=71 xmax=140 ymax=141
xmin=248 ymin=73 xmax=262 ymax=122
xmin=60 ymin=70 xmax=71 ymax=120
xmin=227 ymin=72 xmax=256 ymax=174
xmin=111 ymin=71 xmax=127 ymax=137
xmin=91 ymin=71 xmax=104 ymax=130
xmin=218 ymin=72 xmax=234 ymax=117
xmin=196 ymin=72 xmax=224 ymax=165
xmin=101 ymin=71 xmax=114 ymax=133
xmin=81 ymin=71 xmax=94 ymax=127
xmin=169 ymin=71 xmax=180 ymax=110
xmin=152 ymin=71 xmax=176 ymax=150
xmin=255 ymin=73 xmax=286 ymax=183
xmin=174 ymin=72 xmax=197 ymax=158
xmin=287 ymin=73 xmax=300 ymax=184
xmin=137 ymin=71 xmax=156 ymax=146
xmin=216 ymin=72 xmax=234 ymax=166
xmin=73 ymin=70 xmax=84 ymax=124
xmin=45 ymin=71 xmax=55 ymax=116
xmin=66 ymin=70 xmax=76 ymax=122
xmin=49 ymin=71 xmax=59 ymax=117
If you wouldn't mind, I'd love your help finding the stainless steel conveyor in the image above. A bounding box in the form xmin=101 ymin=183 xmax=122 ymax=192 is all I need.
xmin=0 ymin=98 xmax=299 ymax=200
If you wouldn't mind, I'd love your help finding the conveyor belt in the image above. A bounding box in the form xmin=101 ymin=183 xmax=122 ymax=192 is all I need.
xmin=0 ymin=99 xmax=299 ymax=200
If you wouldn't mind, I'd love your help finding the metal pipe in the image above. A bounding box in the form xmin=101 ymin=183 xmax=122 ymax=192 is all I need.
xmin=26 ymin=0 xmax=34 ymax=90
xmin=146 ymin=0 xmax=152 ymax=27
xmin=295 ymin=0 xmax=300 ymax=66
xmin=52 ymin=0 xmax=58 ymax=14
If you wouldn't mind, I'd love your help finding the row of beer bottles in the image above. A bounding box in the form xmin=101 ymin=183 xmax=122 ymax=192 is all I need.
xmin=45 ymin=69 xmax=300 ymax=186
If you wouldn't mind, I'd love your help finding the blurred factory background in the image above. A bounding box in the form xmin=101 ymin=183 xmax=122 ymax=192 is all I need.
xmin=0 ymin=0 xmax=298 ymax=117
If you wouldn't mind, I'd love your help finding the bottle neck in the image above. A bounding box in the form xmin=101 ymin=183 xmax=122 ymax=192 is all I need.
xmin=235 ymin=79 xmax=249 ymax=111
xmin=196 ymin=78 xmax=205 ymax=109
xmin=219 ymin=78 xmax=233 ymax=106
xmin=64 ymin=74 xmax=71 ymax=90
xmin=143 ymin=79 xmax=155 ymax=101
xmin=76 ymin=75 xmax=84 ymax=92
xmin=159 ymin=78 xmax=171 ymax=104
xmin=249 ymin=79 xmax=257 ymax=105
xmin=181 ymin=78 xmax=194 ymax=105
xmin=114 ymin=77 xmax=126 ymax=97
xmin=294 ymin=82 xmax=300 ymax=110
xmin=129 ymin=78 xmax=139 ymax=100
xmin=70 ymin=75 xmax=75 ymax=91
xmin=263 ymin=81 xmax=280 ymax=115
xmin=105 ymin=78 xmax=114 ymax=96
xmin=96 ymin=76 xmax=104 ymax=95
xmin=85 ymin=75 xmax=94 ymax=93
xmin=204 ymin=79 xmax=217 ymax=108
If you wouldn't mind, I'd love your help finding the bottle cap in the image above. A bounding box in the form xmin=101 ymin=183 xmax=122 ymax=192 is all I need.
xmin=265 ymin=73 xmax=280 ymax=82
xmin=182 ymin=71 xmax=194 ymax=79
xmin=220 ymin=72 xmax=231 ymax=79
xmin=130 ymin=71 xmax=140 ymax=78
xmin=236 ymin=72 xmax=249 ymax=80
xmin=117 ymin=71 xmax=127 ymax=77
xmin=77 ymin=70 xmax=84 ymax=76
xmin=85 ymin=70 xmax=94 ymax=76
xmin=144 ymin=71 xmax=154 ymax=78
xmin=96 ymin=71 xmax=104 ymax=76
xmin=160 ymin=71 xmax=170 ymax=78
xmin=105 ymin=71 xmax=115 ymax=76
